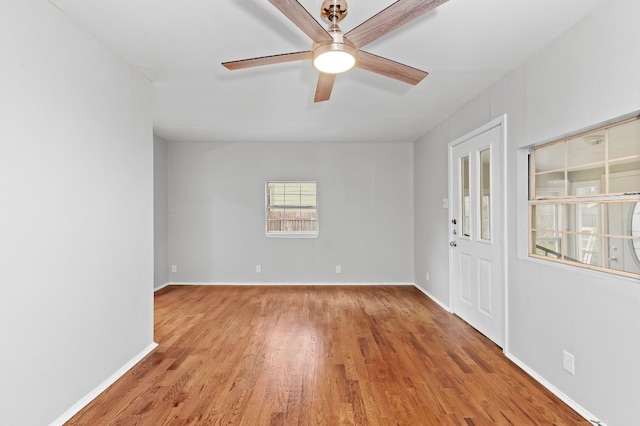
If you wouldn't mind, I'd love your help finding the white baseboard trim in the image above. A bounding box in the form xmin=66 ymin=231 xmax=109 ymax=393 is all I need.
xmin=165 ymin=281 xmax=416 ymax=286
xmin=413 ymin=284 xmax=452 ymax=312
xmin=504 ymin=352 xmax=605 ymax=426
xmin=154 ymin=282 xmax=171 ymax=292
xmin=49 ymin=342 xmax=158 ymax=426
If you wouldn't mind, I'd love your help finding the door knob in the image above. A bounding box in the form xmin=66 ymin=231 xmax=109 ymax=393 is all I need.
xmin=451 ymin=219 xmax=457 ymax=225
xmin=449 ymin=241 xmax=457 ymax=247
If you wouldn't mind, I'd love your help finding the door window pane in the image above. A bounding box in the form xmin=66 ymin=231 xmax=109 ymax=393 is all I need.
xmin=480 ymin=149 xmax=491 ymax=240
xmin=461 ymin=156 xmax=470 ymax=237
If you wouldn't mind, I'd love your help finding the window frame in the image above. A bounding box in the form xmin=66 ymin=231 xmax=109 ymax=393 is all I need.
xmin=528 ymin=116 xmax=640 ymax=279
xmin=265 ymin=181 xmax=319 ymax=239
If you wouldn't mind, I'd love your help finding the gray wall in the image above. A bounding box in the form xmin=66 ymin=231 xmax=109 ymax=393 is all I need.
xmin=414 ymin=0 xmax=640 ymax=424
xmin=154 ymin=135 xmax=169 ymax=289
xmin=167 ymin=142 xmax=414 ymax=283
xmin=0 ymin=1 xmax=154 ymax=425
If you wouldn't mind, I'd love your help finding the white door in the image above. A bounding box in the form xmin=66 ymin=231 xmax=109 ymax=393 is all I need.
xmin=449 ymin=124 xmax=504 ymax=347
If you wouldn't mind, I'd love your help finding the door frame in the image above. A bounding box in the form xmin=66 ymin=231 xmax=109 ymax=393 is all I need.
xmin=447 ymin=114 xmax=509 ymax=352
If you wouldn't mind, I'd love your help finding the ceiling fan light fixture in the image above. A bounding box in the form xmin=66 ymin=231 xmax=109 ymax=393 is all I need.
xmin=312 ymin=42 xmax=356 ymax=74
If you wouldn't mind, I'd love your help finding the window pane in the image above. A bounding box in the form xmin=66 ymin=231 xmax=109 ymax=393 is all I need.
xmin=533 ymin=204 xmax=561 ymax=231
xmin=568 ymin=167 xmax=605 ymax=196
xmin=532 ymin=230 xmax=562 ymax=258
xmin=267 ymin=208 xmax=285 ymax=231
xmin=605 ymin=236 xmax=640 ymax=274
xmin=576 ymin=233 xmax=602 ymax=266
xmin=461 ymin=156 xmax=470 ymax=237
xmin=609 ymin=160 xmax=640 ymax=194
xmin=535 ymin=171 xmax=566 ymax=198
xmin=535 ymin=143 xmax=565 ymax=172
xmin=573 ymin=202 xmax=602 ymax=265
xmin=564 ymin=203 xmax=601 ymax=235
xmin=574 ymin=203 xmax=601 ymax=232
xmin=633 ymin=203 xmax=640 ymax=268
xmin=283 ymin=182 xmax=302 ymax=206
xmin=605 ymin=201 xmax=638 ymax=235
xmin=567 ymin=132 xmax=605 ymax=168
xmin=608 ymin=194 xmax=640 ymax=269
xmin=300 ymin=182 xmax=317 ymax=207
xmin=267 ymin=183 xmax=277 ymax=205
xmin=609 ymin=119 xmax=640 ymax=160
xmin=480 ymin=149 xmax=491 ymax=240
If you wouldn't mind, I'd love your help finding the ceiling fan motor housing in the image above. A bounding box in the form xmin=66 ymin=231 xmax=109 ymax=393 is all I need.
xmin=321 ymin=0 xmax=348 ymax=23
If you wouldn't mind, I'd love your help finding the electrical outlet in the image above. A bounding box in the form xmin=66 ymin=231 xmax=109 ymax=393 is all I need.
xmin=256 ymin=265 xmax=261 ymax=273
xmin=563 ymin=350 xmax=575 ymax=375
xmin=171 ymin=265 xmax=177 ymax=273
xmin=426 ymin=272 xmax=430 ymax=282
xmin=335 ymin=265 xmax=341 ymax=274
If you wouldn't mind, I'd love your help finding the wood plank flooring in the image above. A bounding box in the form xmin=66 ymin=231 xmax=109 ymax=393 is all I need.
xmin=66 ymin=285 xmax=588 ymax=425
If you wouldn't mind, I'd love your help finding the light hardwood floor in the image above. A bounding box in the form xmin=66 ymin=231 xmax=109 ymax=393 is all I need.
xmin=66 ymin=285 xmax=587 ymax=425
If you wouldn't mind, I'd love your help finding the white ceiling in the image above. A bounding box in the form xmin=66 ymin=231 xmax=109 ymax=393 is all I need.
xmin=49 ymin=0 xmax=608 ymax=144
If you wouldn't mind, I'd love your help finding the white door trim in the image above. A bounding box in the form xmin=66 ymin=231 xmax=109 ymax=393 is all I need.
xmin=448 ymin=114 xmax=508 ymax=353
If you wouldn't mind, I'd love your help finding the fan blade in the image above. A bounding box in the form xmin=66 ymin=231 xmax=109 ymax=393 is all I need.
xmin=222 ymin=51 xmax=311 ymax=70
xmin=269 ymin=0 xmax=332 ymax=43
xmin=356 ymin=51 xmax=428 ymax=85
xmin=346 ymin=0 xmax=448 ymax=48
xmin=314 ymin=73 xmax=336 ymax=102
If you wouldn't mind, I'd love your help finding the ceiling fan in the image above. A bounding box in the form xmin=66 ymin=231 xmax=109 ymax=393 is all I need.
xmin=222 ymin=0 xmax=449 ymax=102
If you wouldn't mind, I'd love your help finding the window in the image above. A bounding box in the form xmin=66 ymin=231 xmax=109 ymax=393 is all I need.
xmin=529 ymin=116 xmax=640 ymax=278
xmin=266 ymin=181 xmax=318 ymax=238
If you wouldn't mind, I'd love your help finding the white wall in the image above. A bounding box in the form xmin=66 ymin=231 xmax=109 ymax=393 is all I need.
xmin=154 ymin=135 xmax=169 ymax=289
xmin=414 ymin=0 xmax=640 ymax=424
xmin=0 ymin=2 xmax=154 ymax=425
xmin=167 ymin=141 xmax=414 ymax=284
